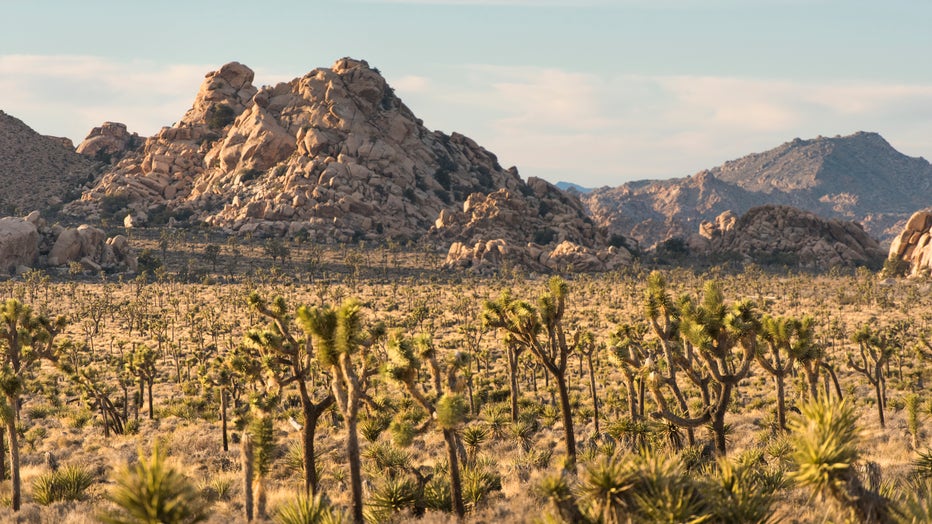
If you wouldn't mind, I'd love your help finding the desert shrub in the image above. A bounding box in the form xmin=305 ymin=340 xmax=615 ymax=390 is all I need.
xmin=137 ymin=249 xmax=163 ymax=274
xmin=103 ymin=445 xmax=205 ymax=524
xmin=32 ymin=464 xmax=95 ymax=505
xmin=532 ymin=229 xmax=557 ymax=245
xmin=274 ymin=492 xmax=342 ymax=524
xmin=205 ymin=103 xmax=236 ymax=130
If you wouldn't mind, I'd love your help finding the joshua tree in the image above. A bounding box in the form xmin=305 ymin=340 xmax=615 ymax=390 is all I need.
xmin=483 ymin=277 xmax=578 ymax=468
xmin=847 ymin=323 xmax=896 ymax=428
xmin=246 ymin=293 xmax=334 ymax=494
xmin=609 ymin=322 xmax=649 ymax=422
xmin=757 ymin=314 xmax=814 ymax=431
xmin=384 ymin=332 xmax=471 ymax=517
xmin=643 ymin=273 xmax=761 ymax=455
xmin=125 ymin=344 xmax=158 ymax=420
xmin=298 ymin=299 xmax=379 ymax=524
xmin=573 ymin=330 xmax=602 ymax=435
xmin=0 ymin=298 xmax=66 ymax=511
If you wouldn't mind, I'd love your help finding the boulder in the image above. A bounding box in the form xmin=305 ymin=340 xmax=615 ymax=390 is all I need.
xmin=0 ymin=217 xmax=38 ymax=274
xmin=887 ymin=210 xmax=932 ymax=277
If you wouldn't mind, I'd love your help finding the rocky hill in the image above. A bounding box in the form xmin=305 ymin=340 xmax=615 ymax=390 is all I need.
xmin=0 ymin=111 xmax=102 ymax=216
xmin=583 ymin=132 xmax=932 ymax=248
xmin=65 ymin=59 xmax=619 ymax=263
xmin=689 ymin=205 xmax=886 ymax=270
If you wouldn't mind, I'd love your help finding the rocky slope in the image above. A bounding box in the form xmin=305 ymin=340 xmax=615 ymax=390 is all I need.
xmin=0 ymin=111 xmax=102 ymax=215
xmin=66 ymin=59 xmax=614 ymax=257
xmin=689 ymin=205 xmax=886 ymax=270
xmin=583 ymin=132 xmax=932 ymax=248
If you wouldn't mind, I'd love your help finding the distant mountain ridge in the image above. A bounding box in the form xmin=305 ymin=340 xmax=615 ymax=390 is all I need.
xmin=581 ymin=132 xmax=932 ymax=247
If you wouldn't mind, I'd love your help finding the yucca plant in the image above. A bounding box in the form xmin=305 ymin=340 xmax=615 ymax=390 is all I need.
xmin=704 ymin=455 xmax=783 ymax=524
xmin=789 ymin=397 xmax=893 ymax=523
xmin=536 ymin=472 xmax=584 ymax=523
xmin=895 ymin=477 xmax=932 ymax=524
xmin=367 ymin=475 xmax=421 ymax=520
xmin=363 ymin=442 xmax=412 ymax=479
xmin=461 ymin=463 xmax=502 ymax=511
xmin=460 ymin=424 xmax=489 ymax=465
xmin=102 ymin=445 xmax=205 ymax=524
xmin=274 ymin=491 xmax=343 ymax=524
xmin=627 ymin=452 xmax=710 ymax=524
xmin=32 ymin=463 xmax=95 ymax=505
xmin=914 ymin=448 xmax=932 ymax=479
xmin=578 ymin=453 xmax=637 ymax=524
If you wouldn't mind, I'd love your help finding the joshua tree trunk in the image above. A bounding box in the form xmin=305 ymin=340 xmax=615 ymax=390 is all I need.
xmin=586 ymin=353 xmax=600 ymax=435
xmin=507 ymin=345 xmax=521 ymax=423
xmin=7 ymin=409 xmax=19 ymax=511
xmin=444 ymin=428 xmax=466 ymax=518
xmin=555 ymin=374 xmax=577 ymax=468
xmin=242 ymin=433 xmax=254 ymax=522
xmin=221 ymin=387 xmax=229 ymax=452
xmin=147 ymin=379 xmax=154 ymax=420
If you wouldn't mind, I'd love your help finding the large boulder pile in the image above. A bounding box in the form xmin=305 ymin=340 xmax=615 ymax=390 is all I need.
xmin=689 ymin=205 xmax=885 ymax=269
xmin=0 ymin=212 xmax=136 ymax=275
xmin=435 ymin=181 xmax=634 ymax=273
xmin=887 ymin=210 xmax=932 ymax=277
xmin=64 ymin=57 xmax=634 ymax=272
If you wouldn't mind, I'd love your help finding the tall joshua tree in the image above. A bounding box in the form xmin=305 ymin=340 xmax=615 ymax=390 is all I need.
xmin=246 ymin=293 xmax=334 ymax=494
xmin=644 ymin=273 xmax=761 ymax=455
xmin=757 ymin=315 xmax=814 ymax=431
xmin=483 ymin=277 xmax=578 ymax=468
xmin=0 ymin=298 xmax=66 ymax=511
xmin=298 ymin=299 xmax=378 ymax=524
xmin=384 ymin=332 xmax=471 ymax=518
xmin=847 ymin=323 xmax=896 ymax=428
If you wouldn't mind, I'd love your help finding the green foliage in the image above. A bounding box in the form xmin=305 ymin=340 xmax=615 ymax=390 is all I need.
xmin=436 ymin=393 xmax=469 ymax=430
xmin=274 ymin=492 xmax=343 ymax=524
xmin=789 ymin=398 xmax=860 ymax=506
xmin=205 ymin=103 xmax=236 ymax=130
xmin=102 ymin=444 xmax=205 ymax=524
xmin=704 ymin=456 xmax=783 ymax=524
xmin=461 ymin=462 xmax=502 ymax=510
xmin=32 ymin=464 xmax=96 ymax=505
xmin=248 ymin=415 xmax=277 ymax=477
xmin=367 ymin=475 xmax=420 ymax=520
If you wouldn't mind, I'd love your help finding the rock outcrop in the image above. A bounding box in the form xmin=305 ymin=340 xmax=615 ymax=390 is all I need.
xmin=0 ymin=111 xmax=102 ymax=215
xmin=0 ymin=217 xmax=39 ymax=274
xmin=435 ymin=180 xmax=634 ymax=272
xmin=76 ymin=122 xmax=142 ymax=163
xmin=582 ymin=132 xmax=932 ymax=248
xmin=887 ymin=210 xmax=932 ymax=277
xmin=67 ymin=59 xmax=546 ymax=244
xmin=64 ymin=58 xmax=631 ymax=271
xmin=689 ymin=205 xmax=885 ymax=269
xmin=0 ymin=212 xmax=136 ymax=275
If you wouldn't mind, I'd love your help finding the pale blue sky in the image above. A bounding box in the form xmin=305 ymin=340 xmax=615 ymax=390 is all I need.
xmin=3 ymin=0 xmax=932 ymax=186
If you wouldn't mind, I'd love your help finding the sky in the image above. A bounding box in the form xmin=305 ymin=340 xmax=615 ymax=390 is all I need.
xmin=3 ymin=0 xmax=932 ymax=187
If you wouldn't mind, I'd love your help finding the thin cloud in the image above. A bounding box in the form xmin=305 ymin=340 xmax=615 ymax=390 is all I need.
xmin=405 ymin=65 xmax=932 ymax=185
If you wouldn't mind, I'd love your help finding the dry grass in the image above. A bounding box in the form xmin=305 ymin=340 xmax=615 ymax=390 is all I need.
xmin=0 ymin=234 xmax=928 ymax=522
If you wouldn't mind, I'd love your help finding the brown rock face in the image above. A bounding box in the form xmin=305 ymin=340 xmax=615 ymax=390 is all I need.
xmin=0 ymin=217 xmax=38 ymax=274
xmin=887 ymin=210 xmax=932 ymax=277
xmin=690 ymin=205 xmax=885 ymax=269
